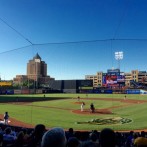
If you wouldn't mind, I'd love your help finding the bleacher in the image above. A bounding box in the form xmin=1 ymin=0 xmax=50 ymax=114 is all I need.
xmin=0 ymin=123 xmax=146 ymax=147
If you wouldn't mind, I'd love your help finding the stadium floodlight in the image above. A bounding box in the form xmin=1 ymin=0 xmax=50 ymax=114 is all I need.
xmin=115 ymin=51 xmax=123 ymax=60
xmin=115 ymin=51 xmax=123 ymax=70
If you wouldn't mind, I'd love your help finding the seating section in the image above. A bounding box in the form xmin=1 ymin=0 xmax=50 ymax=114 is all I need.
xmin=0 ymin=123 xmax=146 ymax=147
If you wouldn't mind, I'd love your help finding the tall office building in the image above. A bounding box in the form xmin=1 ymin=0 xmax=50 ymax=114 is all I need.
xmin=13 ymin=53 xmax=54 ymax=85
xmin=27 ymin=53 xmax=47 ymax=80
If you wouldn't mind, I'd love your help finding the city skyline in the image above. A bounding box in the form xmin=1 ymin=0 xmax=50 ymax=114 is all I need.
xmin=0 ymin=0 xmax=147 ymax=80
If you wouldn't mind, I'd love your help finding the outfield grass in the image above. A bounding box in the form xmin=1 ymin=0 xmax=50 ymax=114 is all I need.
xmin=0 ymin=93 xmax=147 ymax=131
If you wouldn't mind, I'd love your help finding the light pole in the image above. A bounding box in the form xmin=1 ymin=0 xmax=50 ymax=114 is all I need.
xmin=115 ymin=51 xmax=123 ymax=70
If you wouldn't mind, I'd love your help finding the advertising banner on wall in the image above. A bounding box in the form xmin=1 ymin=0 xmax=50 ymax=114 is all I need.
xmin=93 ymin=89 xmax=113 ymax=94
xmin=0 ymin=81 xmax=12 ymax=86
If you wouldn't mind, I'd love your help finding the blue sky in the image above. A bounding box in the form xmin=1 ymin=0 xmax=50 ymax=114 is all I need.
xmin=0 ymin=0 xmax=147 ymax=80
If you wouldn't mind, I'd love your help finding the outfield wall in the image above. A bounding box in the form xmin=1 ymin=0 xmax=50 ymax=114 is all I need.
xmin=0 ymin=89 xmax=147 ymax=95
xmin=80 ymin=89 xmax=113 ymax=94
xmin=125 ymin=89 xmax=147 ymax=94
xmin=0 ymin=89 xmax=43 ymax=95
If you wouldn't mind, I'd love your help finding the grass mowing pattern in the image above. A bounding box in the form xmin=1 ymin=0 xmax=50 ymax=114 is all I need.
xmin=0 ymin=94 xmax=147 ymax=131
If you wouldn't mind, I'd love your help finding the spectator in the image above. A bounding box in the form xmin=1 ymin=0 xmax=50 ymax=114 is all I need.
xmin=0 ymin=133 xmax=3 ymax=147
xmin=80 ymin=140 xmax=98 ymax=147
xmin=22 ymin=128 xmax=30 ymax=144
xmin=74 ymin=131 xmax=82 ymax=141
xmin=67 ymin=137 xmax=81 ymax=147
xmin=0 ymin=127 xmax=3 ymax=135
xmin=66 ymin=128 xmax=75 ymax=140
xmin=125 ymin=131 xmax=134 ymax=147
xmin=99 ymin=128 xmax=116 ymax=147
xmin=13 ymin=131 xmax=24 ymax=147
xmin=41 ymin=127 xmax=66 ymax=147
xmin=134 ymin=131 xmax=147 ymax=146
xmin=3 ymin=127 xmax=16 ymax=146
xmin=115 ymin=132 xmax=124 ymax=146
xmin=89 ymin=132 xmax=99 ymax=146
xmin=3 ymin=127 xmax=17 ymax=142
xmin=132 ymin=132 xmax=139 ymax=145
xmin=11 ymin=127 xmax=17 ymax=137
xmin=27 ymin=124 xmax=46 ymax=147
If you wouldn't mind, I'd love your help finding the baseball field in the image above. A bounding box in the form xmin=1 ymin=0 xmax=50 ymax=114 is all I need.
xmin=0 ymin=93 xmax=147 ymax=131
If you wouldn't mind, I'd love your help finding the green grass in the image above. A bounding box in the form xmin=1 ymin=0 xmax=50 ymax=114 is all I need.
xmin=0 ymin=93 xmax=147 ymax=131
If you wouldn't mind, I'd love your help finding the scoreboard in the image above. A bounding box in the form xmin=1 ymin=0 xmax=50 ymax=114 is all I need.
xmin=103 ymin=69 xmax=125 ymax=86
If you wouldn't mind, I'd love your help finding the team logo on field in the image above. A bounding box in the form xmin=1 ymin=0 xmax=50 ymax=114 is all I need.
xmin=76 ymin=117 xmax=132 ymax=125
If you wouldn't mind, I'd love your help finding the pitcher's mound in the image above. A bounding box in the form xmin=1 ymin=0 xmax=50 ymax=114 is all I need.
xmin=72 ymin=109 xmax=112 ymax=115
xmin=74 ymin=102 xmax=84 ymax=104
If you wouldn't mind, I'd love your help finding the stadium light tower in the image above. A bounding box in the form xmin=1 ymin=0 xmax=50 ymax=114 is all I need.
xmin=115 ymin=51 xmax=123 ymax=70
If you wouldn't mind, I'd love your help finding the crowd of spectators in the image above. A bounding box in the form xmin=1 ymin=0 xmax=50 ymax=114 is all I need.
xmin=0 ymin=123 xmax=147 ymax=147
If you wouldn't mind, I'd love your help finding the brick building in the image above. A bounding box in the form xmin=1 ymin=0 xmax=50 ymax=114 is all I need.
xmin=85 ymin=69 xmax=147 ymax=88
xmin=13 ymin=53 xmax=54 ymax=87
